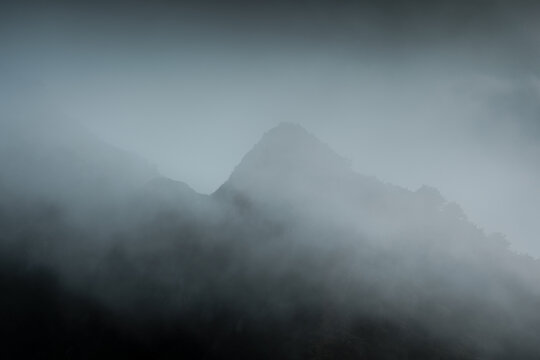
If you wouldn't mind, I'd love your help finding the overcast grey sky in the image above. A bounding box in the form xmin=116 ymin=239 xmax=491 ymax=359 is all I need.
xmin=1 ymin=0 xmax=539 ymax=255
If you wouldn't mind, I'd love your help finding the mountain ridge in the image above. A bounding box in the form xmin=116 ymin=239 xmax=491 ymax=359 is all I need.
xmin=2 ymin=120 xmax=540 ymax=359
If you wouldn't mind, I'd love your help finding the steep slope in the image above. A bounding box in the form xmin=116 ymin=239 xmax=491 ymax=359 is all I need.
xmin=0 ymin=117 xmax=158 ymax=208
xmin=224 ymin=122 xmax=352 ymax=190
xmin=217 ymin=123 xmax=476 ymax=246
xmin=215 ymin=123 xmax=384 ymax=226
xmin=217 ymin=122 xmax=357 ymax=204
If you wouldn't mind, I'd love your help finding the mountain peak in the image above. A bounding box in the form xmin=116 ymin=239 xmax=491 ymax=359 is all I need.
xmin=221 ymin=123 xmax=351 ymax=197
xmin=262 ymin=122 xmax=313 ymax=141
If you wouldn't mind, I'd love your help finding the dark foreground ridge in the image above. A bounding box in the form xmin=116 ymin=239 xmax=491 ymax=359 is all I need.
xmin=1 ymin=121 xmax=540 ymax=359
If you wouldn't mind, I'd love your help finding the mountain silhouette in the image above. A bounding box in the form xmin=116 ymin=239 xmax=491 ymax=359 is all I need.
xmin=1 ymin=121 xmax=540 ymax=359
xmin=216 ymin=123 xmax=389 ymax=224
xmin=226 ymin=122 xmax=351 ymax=188
xmin=217 ymin=123 xmax=469 ymax=246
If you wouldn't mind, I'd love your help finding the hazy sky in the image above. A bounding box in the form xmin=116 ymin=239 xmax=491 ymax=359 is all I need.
xmin=1 ymin=0 xmax=540 ymax=255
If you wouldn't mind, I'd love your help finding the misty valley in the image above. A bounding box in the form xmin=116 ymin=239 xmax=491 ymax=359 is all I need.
xmin=1 ymin=121 xmax=539 ymax=359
